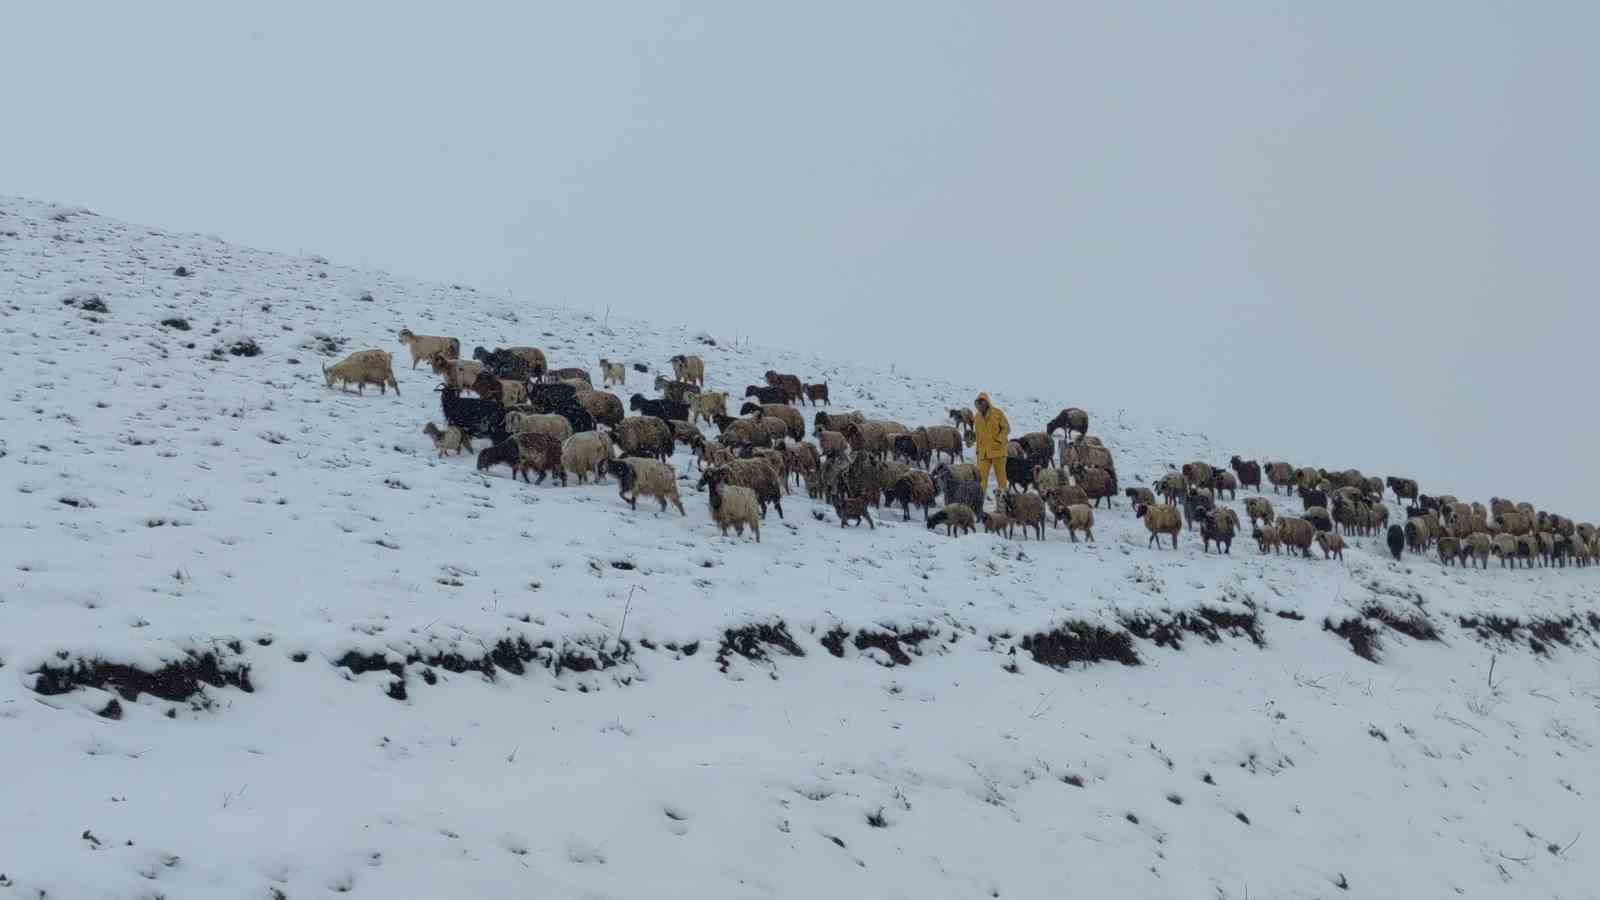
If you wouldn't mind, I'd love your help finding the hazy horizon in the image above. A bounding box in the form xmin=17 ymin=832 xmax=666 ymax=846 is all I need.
xmin=4 ymin=1 xmax=1596 ymax=513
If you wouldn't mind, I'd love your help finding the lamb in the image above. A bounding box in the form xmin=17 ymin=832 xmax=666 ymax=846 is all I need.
xmin=1254 ymin=522 xmax=1284 ymax=555
xmin=690 ymin=392 xmax=728 ymax=425
xmin=1199 ymin=507 xmax=1239 ymax=554
xmin=832 ymin=494 xmax=875 ymax=530
xmin=1265 ymin=462 xmax=1296 ymax=494
xmin=920 ymin=425 xmax=964 ymax=464
xmin=323 ymin=350 xmax=400 ymax=395
xmin=428 ymin=354 xmax=485 ymax=391
xmin=745 ymin=384 xmax=788 ymax=405
xmin=1386 ymin=524 xmax=1405 ymax=560
xmin=803 ymin=383 xmax=830 ymax=406
xmin=560 ymin=431 xmax=615 ymax=485
xmin=630 ymin=394 xmax=690 ymax=422
xmin=421 ymin=422 xmax=470 ymax=457
xmin=982 ymin=511 xmax=1011 ymax=537
xmin=438 ymin=386 xmax=508 ymax=444
xmin=764 ymin=371 xmax=805 ymax=404
xmin=1136 ymin=503 xmax=1183 ymax=549
xmin=1229 ymin=456 xmax=1262 ymax=492
xmin=927 ymin=503 xmax=978 ymax=537
xmin=669 ymin=354 xmax=705 ymax=387
xmin=883 ymin=471 xmax=938 ymax=521
xmin=1062 ymin=503 xmax=1095 ymax=543
xmin=1046 ymin=484 xmax=1091 ymax=527
xmin=507 ymin=411 xmax=573 ymax=445
xmin=1405 ymin=519 xmax=1431 ymax=554
xmin=1316 ymin=530 xmax=1346 ymax=562
xmin=473 ymin=346 xmax=546 ymax=381
xmin=613 ymin=416 xmax=675 ymax=463
xmin=701 ymin=466 xmax=760 ymax=542
xmin=698 ymin=460 xmax=784 ymax=520
xmin=397 ymin=328 xmax=460 ymax=369
xmin=1002 ymin=491 xmax=1047 ymax=541
xmin=604 ymin=458 xmax=686 ymax=515
xmin=1244 ymin=497 xmax=1275 ymax=528
xmin=1045 ymin=407 xmax=1089 ymax=440
xmin=1212 ymin=471 xmax=1239 ymax=501
xmin=654 ymin=375 xmax=698 ymax=404
xmin=1278 ymin=517 xmax=1316 ymax=558
xmin=599 ymin=358 xmax=627 ymax=388
xmin=1071 ymin=465 xmax=1117 ymax=508
xmin=1124 ymin=486 xmax=1156 ymax=508
xmin=575 ymin=390 xmax=626 ymax=428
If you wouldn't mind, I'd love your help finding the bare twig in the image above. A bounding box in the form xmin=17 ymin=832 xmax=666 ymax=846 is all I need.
xmin=1559 ymin=831 xmax=1582 ymax=856
xmin=1488 ymin=654 xmax=1500 ymax=691
xmin=1027 ymin=691 xmax=1057 ymax=720
xmin=616 ymin=585 xmax=639 ymax=644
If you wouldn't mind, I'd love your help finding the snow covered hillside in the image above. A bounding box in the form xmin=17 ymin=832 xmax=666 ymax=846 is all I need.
xmin=1 ymin=196 xmax=1597 ymax=899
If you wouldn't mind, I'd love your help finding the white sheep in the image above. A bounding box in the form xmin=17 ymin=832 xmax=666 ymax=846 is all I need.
xmin=1064 ymin=503 xmax=1095 ymax=543
xmin=507 ymin=412 xmax=574 ymax=445
xmin=421 ymin=422 xmax=469 ymax=457
xmin=561 ymin=431 xmax=615 ymax=485
xmin=599 ymin=358 xmax=627 ymax=388
xmin=703 ymin=467 xmax=761 ymax=541
xmin=605 ymin=458 xmax=686 ymax=515
xmin=398 ymin=329 xmax=460 ymax=369
xmin=323 ymin=350 xmax=399 ymax=395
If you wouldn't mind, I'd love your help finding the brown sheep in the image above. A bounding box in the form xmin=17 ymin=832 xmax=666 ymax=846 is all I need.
xmin=1265 ymin=462 xmax=1296 ymax=494
xmin=669 ymin=354 xmax=705 ymax=387
xmin=1253 ymin=522 xmax=1283 ymax=555
xmin=1001 ymin=491 xmax=1047 ymax=541
xmin=1316 ymin=530 xmax=1346 ymax=562
xmin=927 ymin=503 xmax=977 ymax=537
xmin=1136 ymin=503 xmax=1182 ymax=549
xmin=1182 ymin=461 xmax=1215 ymax=494
xmin=1243 ymin=497 xmax=1275 ymax=528
xmin=921 ymin=425 xmax=965 ymax=464
xmin=1278 ymin=517 xmax=1316 ymax=558
xmin=1072 ymin=465 xmax=1117 ymax=508
xmin=1062 ymin=504 xmax=1095 ymax=543
xmin=1045 ymin=407 xmax=1089 ymax=440
xmin=832 ymin=495 xmax=875 ymax=530
xmin=1212 ymin=471 xmax=1239 ymax=501
xmin=764 ymin=371 xmax=805 ymax=404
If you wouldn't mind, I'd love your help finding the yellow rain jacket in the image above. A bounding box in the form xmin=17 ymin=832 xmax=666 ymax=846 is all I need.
xmin=973 ymin=401 xmax=1010 ymax=461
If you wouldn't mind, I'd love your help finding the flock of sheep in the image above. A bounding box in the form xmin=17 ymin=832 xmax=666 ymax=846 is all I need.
xmin=318 ymin=329 xmax=1599 ymax=570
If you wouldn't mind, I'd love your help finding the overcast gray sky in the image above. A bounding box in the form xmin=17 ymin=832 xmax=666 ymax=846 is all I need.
xmin=5 ymin=1 xmax=1597 ymax=512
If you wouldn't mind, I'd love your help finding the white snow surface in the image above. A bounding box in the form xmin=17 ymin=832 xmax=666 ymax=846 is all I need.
xmin=1 ymin=196 xmax=1598 ymax=898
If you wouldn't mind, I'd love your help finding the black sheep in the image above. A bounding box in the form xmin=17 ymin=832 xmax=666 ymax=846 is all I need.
xmin=438 ymin=386 xmax=508 ymax=444
xmin=892 ymin=434 xmax=930 ymax=468
xmin=1181 ymin=488 xmax=1214 ymax=531
xmin=744 ymin=385 xmax=788 ymax=405
xmin=1386 ymin=524 xmax=1405 ymax=560
xmin=1229 ymin=456 xmax=1262 ymax=492
xmin=473 ymin=346 xmax=541 ymax=381
xmin=527 ymin=383 xmax=580 ymax=413
xmin=1003 ymin=456 xmax=1036 ymax=494
xmin=630 ymin=394 xmax=689 ymax=422
xmin=549 ymin=399 xmax=596 ymax=433
xmin=1298 ymin=487 xmax=1327 ymax=512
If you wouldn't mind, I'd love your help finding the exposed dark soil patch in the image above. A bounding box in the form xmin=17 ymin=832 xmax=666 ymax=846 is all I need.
xmin=160 ymin=317 xmax=191 ymax=331
xmin=33 ymin=651 xmax=253 ymax=705
xmin=1361 ymin=603 xmax=1440 ymax=642
xmin=1020 ymin=621 xmax=1140 ymax=669
xmin=1274 ymin=610 xmax=1305 ymax=621
xmin=228 ymin=339 xmax=261 ymax=357
xmin=1458 ymin=614 xmax=1591 ymax=655
xmin=1121 ymin=607 xmax=1262 ymax=649
xmin=1324 ymin=617 xmax=1381 ymax=662
xmin=820 ymin=627 xmax=848 ymax=658
xmin=1527 ymin=617 xmax=1576 ymax=655
xmin=852 ymin=627 xmax=933 ymax=666
xmin=63 ymin=294 xmax=108 ymax=313
xmin=716 ymin=622 xmax=804 ymax=673
xmin=340 ymin=637 xmax=633 ymax=700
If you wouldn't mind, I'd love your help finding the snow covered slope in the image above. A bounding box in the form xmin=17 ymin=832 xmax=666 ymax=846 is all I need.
xmin=1 ymin=196 xmax=1597 ymax=899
